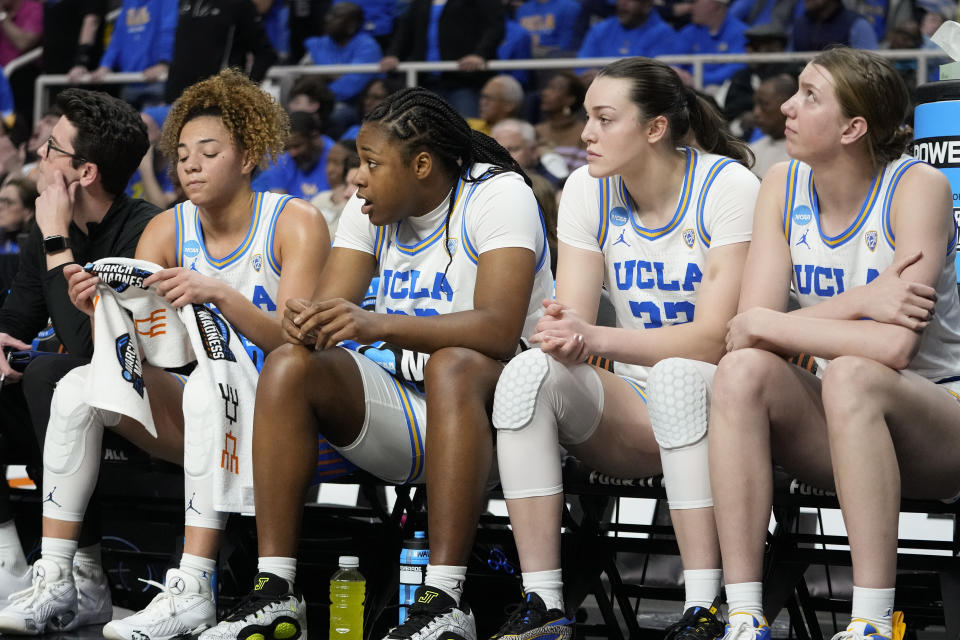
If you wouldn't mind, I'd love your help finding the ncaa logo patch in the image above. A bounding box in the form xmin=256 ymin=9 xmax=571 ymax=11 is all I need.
xmin=609 ymin=206 xmax=628 ymax=227
xmin=792 ymin=205 xmax=813 ymax=226
xmin=252 ymin=254 xmax=263 ymax=272
xmin=446 ymin=238 xmax=458 ymax=256
xmin=183 ymin=239 xmax=202 ymax=261
xmin=682 ymin=228 xmax=695 ymax=248
xmin=864 ymin=230 xmax=877 ymax=251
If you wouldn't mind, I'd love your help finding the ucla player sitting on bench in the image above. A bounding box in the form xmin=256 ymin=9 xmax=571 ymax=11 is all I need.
xmin=0 ymin=69 xmax=330 ymax=638
xmin=198 ymin=86 xmax=552 ymax=640
xmin=491 ymin=57 xmax=760 ymax=640
xmin=709 ymin=47 xmax=960 ymax=640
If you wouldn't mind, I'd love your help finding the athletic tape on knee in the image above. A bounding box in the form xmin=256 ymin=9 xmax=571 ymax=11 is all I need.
xmin=43 ymin=368 xmax=107 ymax=522
xmin=646 ymin=358 xmax=714 ymax=450
xmin=494 ymin=350 xmax=603 ymax=499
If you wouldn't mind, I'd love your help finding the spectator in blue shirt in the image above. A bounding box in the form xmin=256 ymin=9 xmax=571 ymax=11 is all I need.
xmin=578 ymin=0 xmax=678 ymax=61
xmin=85 ymin=0 xmax=177 ymax=104
xmin=257 ymin=0 xmax=290 ymax=62
xmin=498 ymin=17 xmax=534 ymax=85
xmin=303 ymin=2 xmax=383 ymax=103
xmin=0 ymin=71 xmax=14 ymax=132
xmin=127 ymin=104 xmax=174 ymax=208
xmin=335 ymin=0 xmax=395 ymax=45
xmin=791 ymin=0 xmax=879 ymax=50
xmin=675 ymin=0 xmax=748 ymax=87
xmin=515 ymin=0 xmax=581 ymax=55
xmin=251 ymin=111 xmax=335 ymax=200
xmin=339 ymin=75 xmax=403 ymax=141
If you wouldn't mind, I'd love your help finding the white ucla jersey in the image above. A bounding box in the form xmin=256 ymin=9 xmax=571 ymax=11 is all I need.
xmin=783 ymin=156 xmax=960 ymax=382
xmin=335 ymin=164 xmax=553 ymax=344
xmin=559 ymin=148 xmax=759 ymax=385
xmin=175 ymin=192 xmax=292 ymax=370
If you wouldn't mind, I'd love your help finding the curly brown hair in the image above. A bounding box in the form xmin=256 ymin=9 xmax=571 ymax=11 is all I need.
xmin=160 ymin=68 xmax=290 ymax=170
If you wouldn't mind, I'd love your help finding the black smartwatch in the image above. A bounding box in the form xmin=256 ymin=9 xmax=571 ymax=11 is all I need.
xmin=43 ymin=235 xmax=72 ymax=255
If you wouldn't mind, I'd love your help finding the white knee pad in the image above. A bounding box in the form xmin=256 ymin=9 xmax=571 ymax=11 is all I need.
xmin=493 ymin=350 xmax=604 ymax=499
xmin=43 ymin=367 xmax=119 ymax=522
xmin=182 ymin=370 xmax=216 ymax=478
xmin=646 ymin=358 xmax=716 ymax=510
xmin=181 ymin=370 xmax=228 ymax=530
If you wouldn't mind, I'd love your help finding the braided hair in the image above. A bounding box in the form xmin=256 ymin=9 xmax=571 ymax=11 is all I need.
xmin=364 ymin=86 xmax=533 ymax=274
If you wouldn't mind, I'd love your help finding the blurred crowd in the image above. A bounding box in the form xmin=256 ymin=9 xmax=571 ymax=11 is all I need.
xmin=0 ymin=0 xmax=950 ymax=263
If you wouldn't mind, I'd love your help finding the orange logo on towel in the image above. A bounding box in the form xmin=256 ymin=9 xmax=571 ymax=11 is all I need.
xmin=221 ymin=431 xmax=239 ymax=475
xmin=134 ymin=308 xmax=167 ymax=337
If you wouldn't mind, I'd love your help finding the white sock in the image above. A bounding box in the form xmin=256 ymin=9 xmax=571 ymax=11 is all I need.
xmin=725 ymin=581 xmax=764 ymax=626
xmin=683 ymin=568 xmax=722 ymax=611
xmin=258 ymin=557 xmax=297 ymax=586
xmin=75 ymin=544 xmax=101 ymax=569
xmin=0 ymin=520 xmax=26 ymax=574
xmin=41 ymin=537 xmax=78 ymax=578
xmin=179 ymin=553 xmax=216 ymax=594
xmin=521 ymin=569 xmax=564 ymax=611
xmin=849 ymin=586 xmax=895 ymax=636
xmin=424 ymin=564 xmax=466 ymax=604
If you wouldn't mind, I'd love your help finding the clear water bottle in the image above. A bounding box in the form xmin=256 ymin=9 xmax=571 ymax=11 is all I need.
xmin=399 ymin=531 xmax=429 ymax=624
xmin=329 ymin=555 xmax=365 ymax=639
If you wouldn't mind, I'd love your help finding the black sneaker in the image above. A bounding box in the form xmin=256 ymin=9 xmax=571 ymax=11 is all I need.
xmin=384 ymin=585 xmax=476 ymax=640
xmin=663 ymin=597 xmax=725 ymax=640
xmin=490 ymin=592 xmax=574 ymax=640
xmin=198 ymin=573 xmax=306 ymax=640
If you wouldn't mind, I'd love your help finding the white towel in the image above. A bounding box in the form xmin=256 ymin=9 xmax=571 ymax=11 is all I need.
xmin=86 ymin=258 xmax=258 ymax=513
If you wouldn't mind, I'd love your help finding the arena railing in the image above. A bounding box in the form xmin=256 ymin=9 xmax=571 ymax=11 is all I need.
xmin=28 ymin=49 xmax=951 ymax=125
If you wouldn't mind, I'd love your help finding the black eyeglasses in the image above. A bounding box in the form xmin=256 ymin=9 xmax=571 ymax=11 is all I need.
xmin=44 ymin=137 xmax=86 ymax=163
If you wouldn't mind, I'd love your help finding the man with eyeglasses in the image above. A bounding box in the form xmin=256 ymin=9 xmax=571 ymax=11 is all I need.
xmin=0 ymin=88 xmax=158 ymax=620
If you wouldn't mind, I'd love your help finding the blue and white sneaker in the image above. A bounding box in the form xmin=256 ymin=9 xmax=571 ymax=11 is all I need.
xmin=662 ymin=597 xmax=725 ymax=640
xmin=722 ymin=613 xmax=772 ymax=640
xmin=490 ymin=592 xmax=573 ymax=640
xmin=830 ymin=614 xmax=905 ymax=640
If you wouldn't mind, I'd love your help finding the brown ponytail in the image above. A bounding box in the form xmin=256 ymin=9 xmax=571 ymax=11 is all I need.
xmin=598 ymin=58 xmax=754 ymax=168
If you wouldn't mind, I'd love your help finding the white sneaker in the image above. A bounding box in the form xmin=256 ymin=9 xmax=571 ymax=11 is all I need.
xmin=73 ymin=562 xmax=113 ymax=627
xmin=102 ymin=568 xmax=215 ymax=640
xmin=0 ymin=558 xmax=79 ymax=634
xmin=0 ymin=562 xmax=32 ymax=603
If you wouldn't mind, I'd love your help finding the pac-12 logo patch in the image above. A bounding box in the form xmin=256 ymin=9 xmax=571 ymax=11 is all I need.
xmin=864 ymin=230 xmax=877 ymax=251
xmin=445 ymin=238 xmax=459 ymax=256
xmin=792 ymin=205 xmax=813 ymax=226
xmin=252 ymin=254 xmax=262 ymax=272
xmin=182 ymin=239 xmax=202 ymax=261
xmin=609 ymin=206 xmax=628 ymax=227
xmin=682 ymin=228 xmax=695 ymax=248
xmin=115 ymin=334 xmax=145 ymax=397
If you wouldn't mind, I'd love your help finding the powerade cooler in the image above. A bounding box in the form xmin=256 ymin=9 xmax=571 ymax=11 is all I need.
xmin=913 ymin=80 xmax=960 ymax=280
